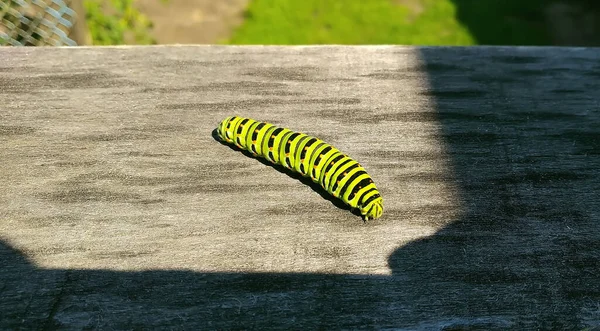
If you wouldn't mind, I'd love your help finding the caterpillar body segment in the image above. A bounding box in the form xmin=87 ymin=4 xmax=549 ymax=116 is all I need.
xmin=217 ymin=116 xmax=384 ymax=221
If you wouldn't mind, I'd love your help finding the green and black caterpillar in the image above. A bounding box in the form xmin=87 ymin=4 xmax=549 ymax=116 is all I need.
xmin=217 ymin=116 xmax=383 ymax=221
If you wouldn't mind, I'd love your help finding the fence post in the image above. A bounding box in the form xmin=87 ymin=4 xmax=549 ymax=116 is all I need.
xmin=67 ymin=0 xmax=91 ymax=45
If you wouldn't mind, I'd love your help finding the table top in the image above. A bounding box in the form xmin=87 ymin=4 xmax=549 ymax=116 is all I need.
xmin=1 ymin=45 xmax=599 ymax=329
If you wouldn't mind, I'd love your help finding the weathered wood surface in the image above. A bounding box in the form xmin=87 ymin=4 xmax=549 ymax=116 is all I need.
xmin=1 ymin=46 xmax=599 ymax=330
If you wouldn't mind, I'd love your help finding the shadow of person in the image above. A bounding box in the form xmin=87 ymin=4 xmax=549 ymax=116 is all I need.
xmin=0 ymin=239 xmax=392 ymax=329
xmin=386 ymin=47 xmax=600 ymax=329
xmin=0 ymin=238 xmax=71 ymax=329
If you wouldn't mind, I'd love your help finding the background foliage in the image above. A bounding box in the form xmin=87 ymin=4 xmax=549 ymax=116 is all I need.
xmin=80 ymin=0 xmax=600 ymax=46
xmin=84 ymin=0 xmax=155 ymax=45
xmin=227 ymin=0 xmax=600 ymax=46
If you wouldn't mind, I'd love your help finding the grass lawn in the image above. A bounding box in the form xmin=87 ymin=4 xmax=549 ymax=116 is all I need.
xmin=227 ymin=0 xmax=553 ymax=45
xmin=227 ymin=0 xmax=475 ymax=45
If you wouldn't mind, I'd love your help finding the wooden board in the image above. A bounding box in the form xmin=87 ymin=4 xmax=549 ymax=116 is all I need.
xmin=1 ymin=46 xmax=599 ymax=329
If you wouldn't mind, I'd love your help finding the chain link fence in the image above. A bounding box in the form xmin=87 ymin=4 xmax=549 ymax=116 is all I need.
xmin=0 ymin=0 xmax=83 ymax=46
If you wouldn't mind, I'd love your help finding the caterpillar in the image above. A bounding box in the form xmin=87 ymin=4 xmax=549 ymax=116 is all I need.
xmin=216 ymin=116 xmax=383 ymax=221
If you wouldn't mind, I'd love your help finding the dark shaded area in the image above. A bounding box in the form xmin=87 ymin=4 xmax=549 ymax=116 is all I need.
xmin=211 ymin=128 xmax=363 ymax=219
xmin=387 ymin=47 xmax=600 ymax=329
xmin=0 ymin=238 xmax=431 ymax=330
xmin=1 ymin=239 xmax=390 ymax=329
xmin=450 ymin=0 xmax=600 ymax=46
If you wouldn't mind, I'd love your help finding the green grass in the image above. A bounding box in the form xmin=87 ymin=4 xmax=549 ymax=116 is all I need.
xmin=227 ymin=0 xmax=476 ymax=45
xmin=84 ymin=0 xmax=155 ymax=45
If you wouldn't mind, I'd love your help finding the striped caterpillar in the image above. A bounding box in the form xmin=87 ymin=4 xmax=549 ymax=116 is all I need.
xmin=216 ymin=116 xmax=383 ymax=221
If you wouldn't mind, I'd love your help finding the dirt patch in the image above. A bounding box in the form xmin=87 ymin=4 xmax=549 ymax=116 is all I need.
xmin=134 ymin=0 xmax=249 ymax=44
xmin=393 ymin=0 xmax=425 ymax=21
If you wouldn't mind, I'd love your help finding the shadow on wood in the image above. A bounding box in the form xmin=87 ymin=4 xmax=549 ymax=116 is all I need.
xmin=211 ymin=128 xmax=363 ymax=219
xmin=385 ymin=47 xmax=600 ymax=329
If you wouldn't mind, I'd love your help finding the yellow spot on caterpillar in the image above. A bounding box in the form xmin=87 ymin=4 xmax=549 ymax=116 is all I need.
xmin=271 ymin=135 xmax=275 ymax=138
xmin=336 ymin=180 xmax=340 ymax=184
xmin=269 ymin=147 xmax=273 ymax=151
xmin=304 ymin=147 xmax=308 ymax=150
xmin=286 ymin=153 xmax=289 ymax=156
xmin=301 ymin=159 xmax=304 ymax=163
xmin=343 ymin=172 xmax=347 ymax=176
xmin=255 ymin=129 xmax=259 ymax=133
xmin=252 ymin=140 xmax=256 ymax=144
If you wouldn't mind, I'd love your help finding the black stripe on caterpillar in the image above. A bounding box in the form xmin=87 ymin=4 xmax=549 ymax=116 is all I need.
xmin=216 ymin=116 xmax=383 ymax=221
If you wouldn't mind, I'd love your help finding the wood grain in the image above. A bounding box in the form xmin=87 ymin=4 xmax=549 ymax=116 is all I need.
xmin=1 ymin=46 xmax=599 ymax=329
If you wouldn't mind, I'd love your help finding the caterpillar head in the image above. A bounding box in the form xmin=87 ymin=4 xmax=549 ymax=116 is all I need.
xmin=361 ymin=196 xmax=383 ymax=222
xmin=217 ymin=116 xmax=236 ymax=143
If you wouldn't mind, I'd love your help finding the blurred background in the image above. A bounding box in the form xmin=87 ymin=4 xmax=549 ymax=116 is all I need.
xmin=1 ymin=0 xmax=599 ymax=46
